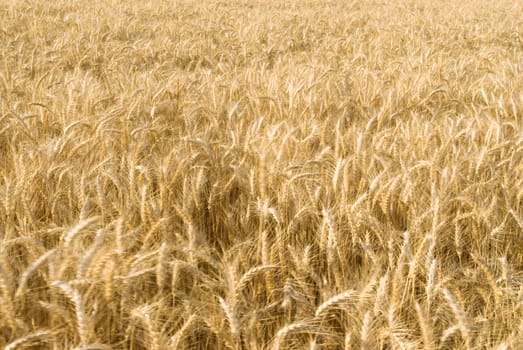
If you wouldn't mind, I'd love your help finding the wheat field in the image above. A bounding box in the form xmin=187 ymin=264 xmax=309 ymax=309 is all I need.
xmin=1 ymin=0 xmax=523 ymax=348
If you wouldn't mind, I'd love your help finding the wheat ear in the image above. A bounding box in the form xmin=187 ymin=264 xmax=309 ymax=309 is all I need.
xmin=15 ymin=249 xmax=55 ymax=299
xmin=415 ymin=302 xmax=434 ymax=350
xmin=315 ymin=290 xmax=358 ymax=317
xmin=4 ymin=330 xmax=54 ymax=350
xmin=0 ymin=264 xmax=17 ymax=332
xmin=442 ymin=288 xmax=472 ymax=349
xmin=169 ymin=314 xmax=197 ymax=348
xmin=271 ymin=320 xmax=319 ymax=350
xmin=70 ymin=344 xmax=111 ymax=350
xmin=235 ymin=265 xmax=279 ymax=300
xmin=63 ymin=216 xmax=100 ymax=248
xmin=219 ymin=297 xmax=240 ymax=337
xmin=52 ymin=281 xmax=92 ymax=346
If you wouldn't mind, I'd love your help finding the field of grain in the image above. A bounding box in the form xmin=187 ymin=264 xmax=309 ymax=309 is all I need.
xmin=1 ymin=0 xmax=523 ymax=348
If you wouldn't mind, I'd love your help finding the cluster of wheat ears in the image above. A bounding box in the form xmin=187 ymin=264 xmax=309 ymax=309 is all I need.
xmin=1 ymin=0 xmax=523 ymax=349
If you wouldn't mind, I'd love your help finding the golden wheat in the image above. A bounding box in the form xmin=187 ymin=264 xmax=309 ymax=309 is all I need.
xmin=1 ymin=0 xmax=523 ymax=348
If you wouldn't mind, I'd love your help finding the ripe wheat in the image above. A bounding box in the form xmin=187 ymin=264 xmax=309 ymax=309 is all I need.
xmin=1 ymin=0 xmax=522 ymax=348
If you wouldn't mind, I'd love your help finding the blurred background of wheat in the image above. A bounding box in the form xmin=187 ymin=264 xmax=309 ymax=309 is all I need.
xmin=1 ymin=0 xmax=523 ymax=348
